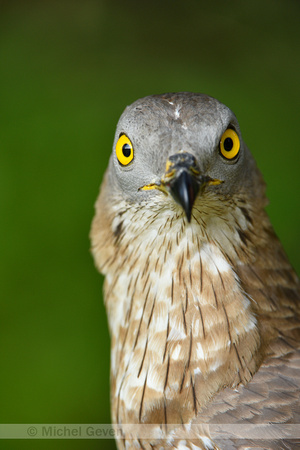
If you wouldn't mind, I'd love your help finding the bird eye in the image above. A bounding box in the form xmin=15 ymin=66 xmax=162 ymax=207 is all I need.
xmin=219 ymin=129 xmax=240 ymax=160
xmin=116 ymin=134 xmax=134 ymax=166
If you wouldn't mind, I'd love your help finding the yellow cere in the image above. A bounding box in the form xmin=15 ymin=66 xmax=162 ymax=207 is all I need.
xmin=116 ymin=134 xmax=134 ymax=166
xmin=219 ymin=129 xmax=240 ymax=160
xmin=165 ymin=159 xmax=173 ymax=174
xmin=207 ymin=178 xmax=223 ymax=186
xmin=140 ymin=183 xmax=168 ymax=195
xmin=140 ymin=183 xmax=157 ymax=191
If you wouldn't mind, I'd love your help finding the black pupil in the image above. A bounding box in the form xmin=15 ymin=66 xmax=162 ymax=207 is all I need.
xmin=122 ymin=143 xmax=131 ymax=158
xmin=224 ymin=137 xmax=233 ymax=152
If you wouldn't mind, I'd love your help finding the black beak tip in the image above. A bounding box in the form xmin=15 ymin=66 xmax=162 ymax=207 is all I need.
xmin=169 ymin=170 xmax=199 ymax=222
xmin=185 ymin=209 xmax=192 ymax=223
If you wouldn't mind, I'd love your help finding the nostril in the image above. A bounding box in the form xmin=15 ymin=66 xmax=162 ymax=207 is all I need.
xmin=167 ymin=152 xmax=199 ymax=171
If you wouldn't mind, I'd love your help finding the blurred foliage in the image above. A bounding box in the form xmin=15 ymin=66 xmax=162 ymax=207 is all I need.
xmin=0 ymin=1 xmax=299 ymax=449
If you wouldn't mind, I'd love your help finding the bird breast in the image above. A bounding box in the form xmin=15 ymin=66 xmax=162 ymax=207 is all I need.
xmin=94 ymin=194 xmax=262 ymax=426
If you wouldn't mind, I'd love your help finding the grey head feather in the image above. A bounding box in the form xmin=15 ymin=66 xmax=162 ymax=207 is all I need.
xmin=107 ymin=92 xmax=265 ymax=206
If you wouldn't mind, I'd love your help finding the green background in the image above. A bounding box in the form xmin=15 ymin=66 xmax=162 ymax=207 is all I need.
xmin=1 ymin=1 xmax=299 ymax=449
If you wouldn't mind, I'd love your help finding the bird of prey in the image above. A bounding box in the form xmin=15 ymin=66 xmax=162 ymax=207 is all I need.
xmin=90 ymin=93 xmax=300 ymax=449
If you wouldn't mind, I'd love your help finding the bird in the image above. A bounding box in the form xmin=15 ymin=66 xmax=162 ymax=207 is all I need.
xmin=90 ymin=92 xmax=300 ymax=449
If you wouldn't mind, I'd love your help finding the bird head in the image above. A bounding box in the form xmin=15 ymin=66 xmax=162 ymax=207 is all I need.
xmin=106 ymin=92 xmax=266 ymax=224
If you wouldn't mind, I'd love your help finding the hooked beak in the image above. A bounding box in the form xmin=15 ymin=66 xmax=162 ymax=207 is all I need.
xmin=140 ymin=152 xmax=223 ymax=222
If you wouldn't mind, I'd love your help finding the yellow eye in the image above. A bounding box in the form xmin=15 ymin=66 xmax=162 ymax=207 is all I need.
xmin=220 ymin=129 xmax=240 ymax=160
xmin=116 ymin=134 xmax=134 ymax=166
